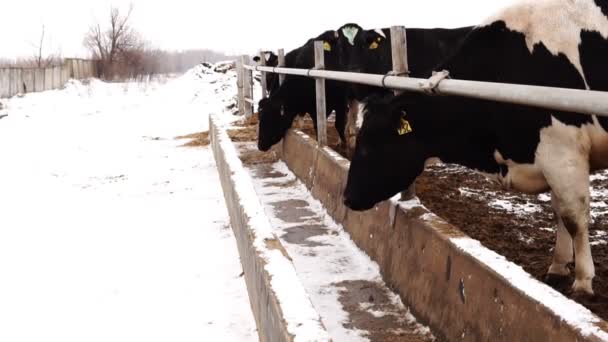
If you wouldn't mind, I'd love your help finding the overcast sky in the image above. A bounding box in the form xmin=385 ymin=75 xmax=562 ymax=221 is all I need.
xmin=0 ymin=0 xmax=516 ymax=59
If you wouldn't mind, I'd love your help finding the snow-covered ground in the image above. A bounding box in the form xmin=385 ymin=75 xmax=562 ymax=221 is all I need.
xmin=0 ymin=67 xmax=258 ymax=342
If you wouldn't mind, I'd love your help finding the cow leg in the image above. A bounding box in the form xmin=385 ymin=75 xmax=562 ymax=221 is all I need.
xmin=549 ymin=189 xmax=593 ymax=295
xmin=537 ymin=122 xmax=594 ymax=294
xmin=546 ymin=193 xmax=574 ymax=277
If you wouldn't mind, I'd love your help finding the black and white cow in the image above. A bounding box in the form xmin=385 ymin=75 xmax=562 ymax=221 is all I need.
xmin=253 ymin=51 xmax=280 ymax=95
xmin=341 ymin=26 xmax=473 ymax=151
xmin=256 ymin=24 xmax=363 ymax=151
xmin=343 ymin=0 xmax=608 ymax=295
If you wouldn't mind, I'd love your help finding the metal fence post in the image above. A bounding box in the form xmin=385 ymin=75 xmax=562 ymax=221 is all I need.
xmin=258 ymin=51 xmax=268 ymax=98
xmin=390 ymin=26 xmax=416 ymax=200
xmin=314 ymin=41 xmax=328 ymax=147
xmin=241 ymin=55 xmax=254 ymax=118
xmin=278 ymin=49 xmax=286 ymax=85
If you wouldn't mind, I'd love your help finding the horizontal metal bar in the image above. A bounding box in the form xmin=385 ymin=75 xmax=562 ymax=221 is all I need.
xmin=244 ymin=65 xmax=608 ymax=117
xmin=244 ymin=98 xmax=255 ymax=104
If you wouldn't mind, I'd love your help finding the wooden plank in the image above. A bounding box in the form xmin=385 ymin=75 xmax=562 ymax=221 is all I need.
xmin=314 ymin=41 xmax=327 ymax=147
xmin=259 ymin=51 xmax=268 ymax=98
xmin=390 ymin=26 xmax=409 ymax=77
xmin=241 ymin=55 xmax=254 ymax=118
xmin=390 ymin=26 xmax=416 ymax=200
xmin=278 ymin=49 xmax=285 ymax=85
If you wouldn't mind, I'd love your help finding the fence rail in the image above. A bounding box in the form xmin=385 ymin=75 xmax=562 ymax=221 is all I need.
xmin=244 ymin=64 xmax=608 ymax=118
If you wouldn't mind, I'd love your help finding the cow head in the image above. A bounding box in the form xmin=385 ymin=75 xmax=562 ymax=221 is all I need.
xmin=336 ymin=23 xmax=364 ymax=69
xmin=257 ymin=96 xmax=291 ymax=151
xmin=310 ymin=30 xmax=341 ymax=71
xmin=253 ymin=51 xmax=280 ymax=95
xmin=344 ymin=28 xmax=393 ymax=101
xmin=343 ymin=95 xmax=428 ymax=211
xmin=361 ymin=28 xmax=392 ymax=74
xmin=252 ymin=51 xmax=278 ymax=66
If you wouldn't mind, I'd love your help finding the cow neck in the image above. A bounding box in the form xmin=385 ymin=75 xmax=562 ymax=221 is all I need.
xmin=396 ymin=92 xmax=499 ymax=174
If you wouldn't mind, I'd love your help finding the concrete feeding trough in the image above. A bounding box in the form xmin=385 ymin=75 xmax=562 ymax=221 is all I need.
xmin=209 ymin=113 xmax=331 ymax=342
xmin=278 ymin=128 xmax=608 ymax=342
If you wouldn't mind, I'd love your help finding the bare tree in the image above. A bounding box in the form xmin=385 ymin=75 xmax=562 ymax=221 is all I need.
xmin=36 ymin=24 xmax=45 ymax=67
xmin=28 ymin=24 xmax=61 ymax=67
xmin=84 ymin=4 xmax=145 ymax=79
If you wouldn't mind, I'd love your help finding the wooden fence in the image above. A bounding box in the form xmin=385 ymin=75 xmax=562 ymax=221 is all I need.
xmin=0 ymin=58 xmax=97 ymax=98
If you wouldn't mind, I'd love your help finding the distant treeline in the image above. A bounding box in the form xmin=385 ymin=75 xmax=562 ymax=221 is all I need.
xmin=0 ymin=49 xmax=237 ymax=80
xmin=148 ymin=49 xmax=239 ymax=74
xmin=1 ymin=6 xmax=239 ymax=80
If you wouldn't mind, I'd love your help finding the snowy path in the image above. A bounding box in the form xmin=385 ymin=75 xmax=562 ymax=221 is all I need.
xmin=0 ymin=70 xmax=257 ymax=342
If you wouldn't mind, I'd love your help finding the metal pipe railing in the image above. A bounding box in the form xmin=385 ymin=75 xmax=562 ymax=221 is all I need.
xmin=244 ymin=64 xmax=608 ymax=118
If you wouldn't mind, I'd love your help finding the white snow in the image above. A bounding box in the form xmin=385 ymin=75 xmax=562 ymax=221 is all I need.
xmin=458 ymin=186 xmax=545 ymax=215
xmin=0 ymin=66 xmax=258 ymax=342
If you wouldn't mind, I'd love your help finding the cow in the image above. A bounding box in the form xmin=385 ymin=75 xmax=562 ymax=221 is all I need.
xmin=343 ymin=0 xmax=608 ymax=296
xmin=253 ymin=51 xmax=280 ymax=95
xmin=256 ymin=24 xmax=363 ymax=152
xmin=253 ymin=51 xmax=278 ymax=66
xmin=341 ymin=26 xmax=473 ymax=152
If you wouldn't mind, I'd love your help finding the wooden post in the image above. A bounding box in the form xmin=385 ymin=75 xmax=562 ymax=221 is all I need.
xmin=236 ymin=58 xmax=245 ymax=116
xmin=258 ymin=51 xmax=268 ymax=98
xmin=314 ymin=41 xmax=328 ymax=147
xmin=276 ymin=48 xmax=287 ymax=118
xmin=278 ymin=49 xmax=286 ymax=85
xmin=390 ymin=26 xmax=416 ymax=200
xmin=241 ymin=55 xmax=253 ymax=118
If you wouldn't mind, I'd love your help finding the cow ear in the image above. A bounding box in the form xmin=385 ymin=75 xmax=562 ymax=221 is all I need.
xmin=253 ymin=56 xmax=261 ymax=62
xmin=323 ymin=41 xmax=332 ymax=52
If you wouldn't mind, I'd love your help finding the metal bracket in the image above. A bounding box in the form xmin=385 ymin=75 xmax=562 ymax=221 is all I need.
xmin=381 ymin=70 xmax=410 ymax=88
xmin=307 ymin=67 xmax=322 ymax=77
xmin=419 ymin=70 xmax=450 ymax=95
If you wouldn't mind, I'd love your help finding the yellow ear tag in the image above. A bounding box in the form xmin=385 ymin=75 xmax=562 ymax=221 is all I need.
xmin=369 ymin=41 xmax=379 ymax=50
xmin=323 ymin=41 xmax=332 ymax=51
xmin=398 ymin=117 xmax=413 ymax=135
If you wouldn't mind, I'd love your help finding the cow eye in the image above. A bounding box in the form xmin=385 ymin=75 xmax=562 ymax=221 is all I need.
xmin=369 ymin=41 xmax=379 ymax=50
